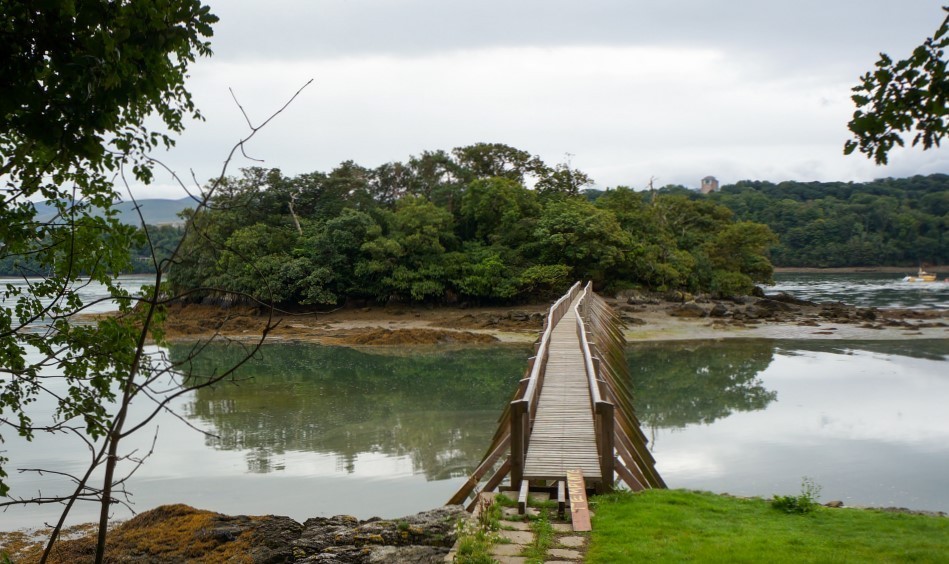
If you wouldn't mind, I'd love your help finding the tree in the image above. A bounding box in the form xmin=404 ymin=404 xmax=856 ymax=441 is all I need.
xmin=530 ymin=198 xmax=632 ymax=284
xmin=1 ymin=2 xmax=217 ymax=559
xmin=845 ymin=6 xmax=949 ymax=164
xmin=459 ymin=177 xmax=541 ymax=246
xmin=1 ymin=3 xmax=308 ymax=562
xmin=702 ymin=222 xmax=778 ymax=296
xmin=361 ymin=197 xmax=457 ymax=301
xmin=451 ymin=142 xmax=547 ymax=184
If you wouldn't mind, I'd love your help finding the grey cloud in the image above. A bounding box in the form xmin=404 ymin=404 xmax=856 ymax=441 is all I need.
xmin=208 ymin=0 xmax=941 ymax=69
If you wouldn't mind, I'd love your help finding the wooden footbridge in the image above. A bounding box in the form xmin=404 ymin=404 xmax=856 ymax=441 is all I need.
xmin=448 ymin=282 xmax=665 ymax=518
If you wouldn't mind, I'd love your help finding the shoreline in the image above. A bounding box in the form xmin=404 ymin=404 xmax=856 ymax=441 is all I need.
xmin=152 ymin=292 xmax=949 ymax=347
xmin=773 ymin=266 xmax=949 ymax=274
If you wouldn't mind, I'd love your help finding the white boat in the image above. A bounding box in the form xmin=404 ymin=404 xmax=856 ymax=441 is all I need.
xmin=902 ymin=268 xmax=937 ymax=283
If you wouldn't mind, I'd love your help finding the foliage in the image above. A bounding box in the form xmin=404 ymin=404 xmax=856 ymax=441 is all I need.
xmin=588 ymin=489 xmax=949 ymax=563
xmin=1 ymin=3 xmax=310 ymax=562
xmin=1 ymin=0 xmax=215 ymax=499
xmin=708 ymin=175 xmax=949 ymax=267
xmin=845 ymin=7 xmax=949 ymax=164
xmin=453 ymin=494 xmax=505 ymax=564
xmin=772 ymin=477 xmax=823 ymax=515
xmin=170 ymin=146 xmax=778 ymax=304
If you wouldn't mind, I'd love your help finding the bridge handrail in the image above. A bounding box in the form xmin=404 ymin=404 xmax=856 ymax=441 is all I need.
xmin=521 ymin=281 xmax=581 ymax=413
xmin=575 ymin=281 xmax=615 ymax=488
xmin=574 ymin=283 xmax=602 ymax=407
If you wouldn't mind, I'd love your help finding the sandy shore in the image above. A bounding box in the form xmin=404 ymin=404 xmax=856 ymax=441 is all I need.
xmin=156 ymin=294 xmax=949 ymax=346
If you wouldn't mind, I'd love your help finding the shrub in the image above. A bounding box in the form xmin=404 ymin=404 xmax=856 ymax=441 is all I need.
xmin=772 ymin=477 xmax=822 ymax=514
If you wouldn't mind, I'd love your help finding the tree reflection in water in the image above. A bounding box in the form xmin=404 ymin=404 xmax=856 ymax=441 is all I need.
xmin=628 ymin=340 xmax=778 ymax=432
xmin=169 ymin=343 xmax=528 ymax=479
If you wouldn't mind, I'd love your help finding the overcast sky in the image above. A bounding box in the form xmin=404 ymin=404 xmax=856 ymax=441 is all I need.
xmin=141 ymin=0 xmax=948 ymax=199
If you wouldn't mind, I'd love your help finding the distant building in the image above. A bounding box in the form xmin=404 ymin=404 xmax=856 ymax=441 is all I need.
xmin=700 ymin=176 xmax=719 ymax=194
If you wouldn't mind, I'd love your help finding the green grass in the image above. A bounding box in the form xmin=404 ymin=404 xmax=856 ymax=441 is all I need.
xmin=588 ymin=489 xmax=949 ymax=563
xmin=453 ymin=494 xmax=506 ymax=563
xmin=522 ymin=512 xmax=554 ymax=563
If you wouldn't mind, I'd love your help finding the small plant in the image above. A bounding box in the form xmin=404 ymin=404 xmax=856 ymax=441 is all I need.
xmin=494 ymin=493 xmax=516 ymax=507
xmin=772 ymin=477 xmax=822 ymax=514
xmin=522 ymin=512 xmax=554 ymax=563
xmin=453 ymin=494 xmax=504 ymax=563
xmin=455 ymin=530 xmax=495 ymax=564
xmin=477 ymin=497 xmax=502 ymax=532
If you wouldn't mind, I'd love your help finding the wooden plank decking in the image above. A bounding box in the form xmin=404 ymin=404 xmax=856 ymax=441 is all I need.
xmin=522 ymin=297 xmax=601 ymax=481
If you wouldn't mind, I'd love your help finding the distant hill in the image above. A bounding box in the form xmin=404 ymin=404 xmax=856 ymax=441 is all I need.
xmin=31 ymin=197 xmax=195 ymax=226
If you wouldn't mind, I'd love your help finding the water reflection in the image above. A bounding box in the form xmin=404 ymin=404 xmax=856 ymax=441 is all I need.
xmin=171 ymin=344 xmax=527 ymax=480
xmin=628 ymin=340 xmax=777 ymax=429
xmin=631 ymin=339 xmax=949 ymax=512
xmin=777 ymin=339 xmax=949 ymax=362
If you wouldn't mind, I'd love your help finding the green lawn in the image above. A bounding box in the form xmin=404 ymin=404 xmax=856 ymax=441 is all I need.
xmin=588 ymin=489 xmax=949 ymax=563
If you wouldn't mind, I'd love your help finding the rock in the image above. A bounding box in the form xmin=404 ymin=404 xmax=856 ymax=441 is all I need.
xmin=856 ymin=308 xmax=878 ymax=321
xmin=529 ymin=312 xmax=545 ymax=323
xmin=42 ymin=505 xmax=303 ymax=564
xmin=293 ymin=506 xmax=467 ymax=563
xmin=664 ymin=290 xmax=693 ymax=303
xmin=755 ymin=299 xmax=794 ymax=312
xmin=751 ymin=286 xmax=766 ymax=298
xmin=765 ymin=292 xmax=816 ymax=307
xmin=367 ymin=546 xmax=449 ymax=563
xmin=623 ymin=293 xmax=660 ymax=305
xmin=709 ymin=302 xmax=730 ymax=318
xmin=620 ymin=312 xmax=647 ymax=325
xmin=667 ymin=303 xmax=707 ymax=318
xmin=825 ymin=500 xmax=845 ymax=508
xmin=616 ymin=289 xmax=647 ymax=302
xmin=744 ymin=306 xmax=766 ymax=319
xmin=508 ymin=310 xmax=530 ymax=322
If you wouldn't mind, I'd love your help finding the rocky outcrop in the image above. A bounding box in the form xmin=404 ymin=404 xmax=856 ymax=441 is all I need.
xmin=292 ymin=506 xmax=467 ymax=563
xmin=667 ymin=303 xmax=708 ymax=318
xmin=609 ymin=287 xmax=948 ymax=331
xmin=31 ymin=505 xmax=468 ymax=564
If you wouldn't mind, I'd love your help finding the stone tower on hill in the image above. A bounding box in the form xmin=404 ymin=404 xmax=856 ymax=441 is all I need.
xmin=700 ymin=176 xmax=719 ymax=194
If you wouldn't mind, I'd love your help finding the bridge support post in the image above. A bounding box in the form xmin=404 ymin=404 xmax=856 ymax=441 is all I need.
xmin=595 ymin=400 xmax=614 ymax=494
xmin=510 ymin=399 xmax=529 ymax=490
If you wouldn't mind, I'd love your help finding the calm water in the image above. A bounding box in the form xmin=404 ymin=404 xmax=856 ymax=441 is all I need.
xmin=630 ymin=340 xmax=949 ymax=512
xmin=771 ymin=272 xmax=949 ymax=310
xmin=3 ymin=339 xmax=946 ymax=530
xmin=0 ymin=344 xmax=527 ymax=529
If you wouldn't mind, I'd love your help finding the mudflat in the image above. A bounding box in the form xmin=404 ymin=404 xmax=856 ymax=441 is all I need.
xmin=155 ymin=292 xmax=949 ymax=346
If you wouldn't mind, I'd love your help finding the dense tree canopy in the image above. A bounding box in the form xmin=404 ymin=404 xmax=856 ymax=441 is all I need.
xmin=170 ymin=145 xmax=778 ymax=305
xmin=706 ymin=175 xmax=948 ymax=267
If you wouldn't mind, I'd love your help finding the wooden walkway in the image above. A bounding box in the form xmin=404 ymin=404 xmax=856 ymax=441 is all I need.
xmin=447 ymin=282 xmax=665 ymax=514
xmin=522 ymin=296 xmax=601 ymax=481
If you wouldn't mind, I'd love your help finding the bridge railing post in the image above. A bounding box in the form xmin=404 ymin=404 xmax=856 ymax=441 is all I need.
xmin=595 ymin=400 xmax=615 ymax=493
xmin=510 ymin=399 xmax=529 ymax=490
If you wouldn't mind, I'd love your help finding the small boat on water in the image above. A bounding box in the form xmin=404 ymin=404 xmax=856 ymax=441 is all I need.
xmin=902 ymin=267 xmax=938 ymax=282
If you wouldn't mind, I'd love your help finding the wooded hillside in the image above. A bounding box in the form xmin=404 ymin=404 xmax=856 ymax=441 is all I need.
xmin=169 ymin=144 xmax=776 ymax=305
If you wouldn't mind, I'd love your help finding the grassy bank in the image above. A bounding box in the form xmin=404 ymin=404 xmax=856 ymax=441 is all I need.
xmin=588 ymin=490 xmax=949 ymax=563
